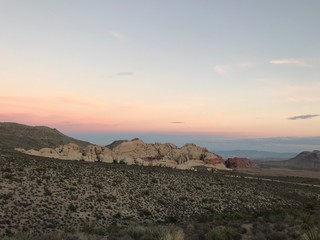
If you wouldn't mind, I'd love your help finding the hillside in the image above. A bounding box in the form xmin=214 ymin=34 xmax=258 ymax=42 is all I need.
xmin=0 ymin=122 xmax=90 ymax=150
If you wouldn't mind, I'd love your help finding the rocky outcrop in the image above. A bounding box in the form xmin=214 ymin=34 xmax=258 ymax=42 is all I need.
xmin=15 ymin=139 xmax=226 ymax=170
xmin=225 ymin=157 xmax=258 ymax=169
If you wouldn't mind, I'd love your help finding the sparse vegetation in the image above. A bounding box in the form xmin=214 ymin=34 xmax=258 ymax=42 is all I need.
xmin=0 ymin=147 xmax=319 ymax=239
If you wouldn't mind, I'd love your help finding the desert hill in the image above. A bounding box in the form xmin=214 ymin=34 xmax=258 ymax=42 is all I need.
xmin=0 ymin=122 xmax=90 ymax=150
xmin=283 ymin=150 xmax=320 ymax=170
xmin=260 ymin=150 xmax=320 ymax=170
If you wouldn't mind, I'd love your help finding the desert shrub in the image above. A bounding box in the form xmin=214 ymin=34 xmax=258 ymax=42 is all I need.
xmin=300 ymin=212 xmax=314 ymax=229
xmin=287 ymin=228 xmax=301 ymax=239
xmin=125 ymin=225 xmax=146 ymax=239
xmin=80 ymin=221 xmax=107 ymax=236
xmin=266 ymin=231 xmax=288 ymax=240
xmin=2 ymin=233 xmax=33 ymax=240
xmin=197 ymin=213 xmax=213 ymax=223
xmin=225 ymin=211 xmax=250 ymax=221
xmin=138 ymin=208 xmax=152 ymax=217
xmin=273 ymin=223 xmax=286 ymax=231
xmin=165 ymin=216 xmax=178 ymax=223
xmin=252 ymin=232 xmax=266 ymax=240
xmin=68 ymin=203 xmax=77 ymax=212
xmin=162 ymin=227 xmax=185 ymax=240
xmin=208 ymin=227 xmax=240 ymax=240
xmin=252 ymin=222 xmax=272 ymax=235
xmin=124 ymin=225 xmax=162 ymax=240
xmin=265 ymin=210 xmax=284 ymax=223
xmin=124 ymin=225 xmax=184 ymax=240
xmin=304 ymin=228 xmax=320 ymax=240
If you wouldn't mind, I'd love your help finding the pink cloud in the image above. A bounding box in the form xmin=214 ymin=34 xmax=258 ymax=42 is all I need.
xmin=269 ymin=59 xmax=309 ymax=67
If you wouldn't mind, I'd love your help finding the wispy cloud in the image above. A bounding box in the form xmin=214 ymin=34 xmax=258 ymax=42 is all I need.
xmin=170 ymin=122 xmax=185 ymax=124
xmin=212 ymin=65 xmax=228 ymax=76
xmin=270 ymin=59 xmax=309 ymax=67
xmin=287 ymin=114 xmax=319 ymax=120
xmin=109 ymin=32 xmax=127 ymax=43
xmin=212 ymin=61 xmax=255 ymax=76
xmin=117 ymin=72 xmax=134 ymax=76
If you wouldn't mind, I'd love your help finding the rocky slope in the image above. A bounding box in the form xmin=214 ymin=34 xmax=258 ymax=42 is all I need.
xmin=0 ymin=122 xmax=90 ymax=150
xmin=225 ymin=157 xmax=258 ymax=169
xmin=16 ymin=138 xmax=226 ymax=170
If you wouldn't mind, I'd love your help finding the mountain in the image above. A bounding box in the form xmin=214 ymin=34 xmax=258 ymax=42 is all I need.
xmin=215 ymin=150 xmax=297 ymax=160
xmin=260 ymin=150 xmax=320 ymax=170
xmin=282 ymin=150 xmax=320 ymax=170
xmin=0 ymin=122 xmax=90 ymax=150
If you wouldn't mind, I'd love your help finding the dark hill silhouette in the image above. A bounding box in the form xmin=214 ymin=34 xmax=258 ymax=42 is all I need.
xmin=0 ymin=122 xmax=90 ymax=150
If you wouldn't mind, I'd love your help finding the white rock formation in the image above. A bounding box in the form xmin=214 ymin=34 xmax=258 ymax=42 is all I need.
xmin=15 ymin=138 xmax=226 ymax=169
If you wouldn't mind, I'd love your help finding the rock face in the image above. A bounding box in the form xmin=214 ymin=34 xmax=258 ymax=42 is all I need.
xmin=16 ymin=139 xmax=226 ymax=170
xmin=225 ymin=157 xmax=258 ymax=169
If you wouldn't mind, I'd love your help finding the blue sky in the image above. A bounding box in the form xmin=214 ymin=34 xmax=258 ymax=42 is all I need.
xmin=1 ymin=0 xmax=320 ymax=151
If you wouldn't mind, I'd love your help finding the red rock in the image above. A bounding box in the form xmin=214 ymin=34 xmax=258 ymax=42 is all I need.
xmin=225 ymin=157 xmax=258 ymax=169
xmin=204 ymin=157 xmax=225 ymax=165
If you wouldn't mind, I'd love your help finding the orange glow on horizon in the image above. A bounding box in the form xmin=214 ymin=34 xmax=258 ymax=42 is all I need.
xmin=1 ymin=94 xmax=320 ymax=138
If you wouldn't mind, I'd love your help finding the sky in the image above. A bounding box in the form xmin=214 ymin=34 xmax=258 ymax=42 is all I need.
xmin=1 ymin=1 xmax=320 ymax=151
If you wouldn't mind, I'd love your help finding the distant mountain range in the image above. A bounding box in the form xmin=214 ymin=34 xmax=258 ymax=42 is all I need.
xmin=214 ymin=150 xmax=297 ymax=160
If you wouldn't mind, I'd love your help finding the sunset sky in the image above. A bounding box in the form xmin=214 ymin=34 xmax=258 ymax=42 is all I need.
xmin=1 ymin=1 xmax=320 ymax=151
